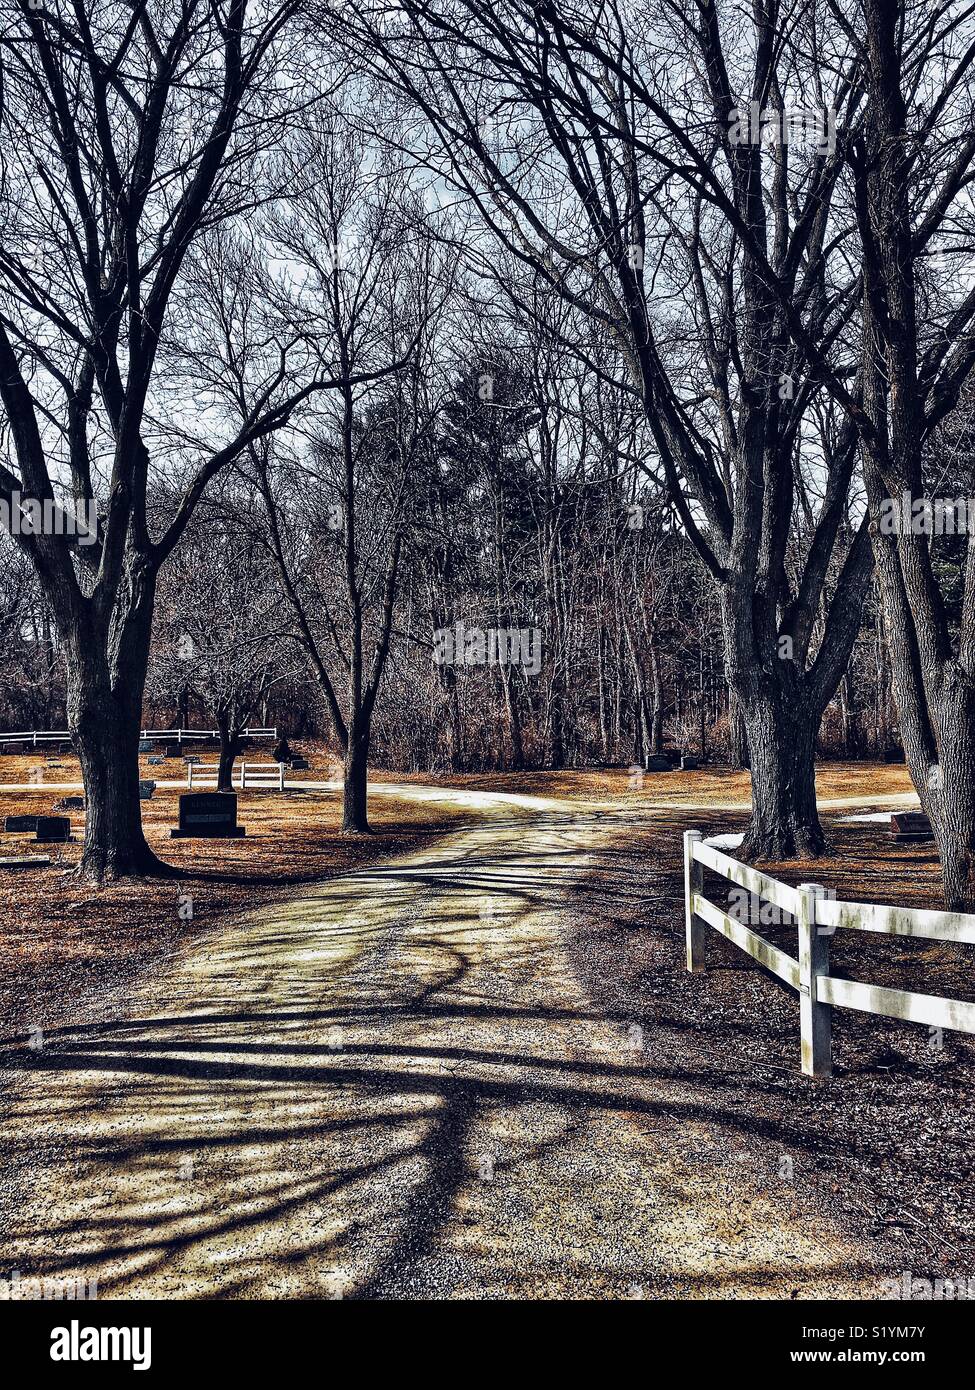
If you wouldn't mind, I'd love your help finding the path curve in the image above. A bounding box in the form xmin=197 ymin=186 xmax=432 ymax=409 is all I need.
xmin=1 ymin=786 xmax=885 ymax=1299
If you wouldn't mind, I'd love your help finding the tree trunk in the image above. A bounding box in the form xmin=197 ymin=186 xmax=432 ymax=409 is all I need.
xmin=739 ymin=686 xmax=825 ymax=860
xmin=498 ymin=667 xmax=525 ymax=770
xmin=727 ymin=688 xmax=750 ymax=769
xmin=649 ymin=638 xmax=664 ymax=754
xmin=597 ymin=625 xmax=610 ymax=760
xmin=899 ymin=673 xmax=975 ymax=911
xmin=216 ymin=720 xmax=241 ymax=793
xmin=67 ymin=592 xmax=172 ymax=882
xmin=343 ymin=723 xmax=370 ymax=832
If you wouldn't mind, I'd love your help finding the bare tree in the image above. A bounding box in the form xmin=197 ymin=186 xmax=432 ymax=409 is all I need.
xmin=334 ymin=0 xmax=876 ymax=858
xmin=801 ymin=0 xmax=975 ymax=905
xmin=0 ymin=1 xmax=364 ymax=880
xmin=246 ymin=112 xmax=451 ymax=828
xmin=150 ymin=506 xmax=296 ymax=790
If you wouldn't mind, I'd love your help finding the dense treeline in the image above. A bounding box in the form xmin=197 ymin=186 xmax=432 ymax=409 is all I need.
xmin=2 ymin=1 xmax=975 ymax=904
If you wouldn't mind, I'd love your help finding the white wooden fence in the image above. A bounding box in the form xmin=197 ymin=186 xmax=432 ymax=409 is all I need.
xmin=684 ymin=829 xmax=975 ymax=1078
xmin=0 ymin=727 xmax=277 ymax=746
xmin=186 ymin=761 xmax=285 ymax=791
xmin=238 ymin=762 xmax=285 ymax=791
xmin=143 ymin=727 xmax=277 ymax=743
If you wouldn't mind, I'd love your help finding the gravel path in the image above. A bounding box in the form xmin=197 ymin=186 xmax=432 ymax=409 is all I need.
xmin=0 ymin=788 xmax=887 ymax=1299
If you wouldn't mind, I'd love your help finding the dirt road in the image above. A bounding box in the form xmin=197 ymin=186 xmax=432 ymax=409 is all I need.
xmin=0 ymin=786 xmax=887 ymax=1298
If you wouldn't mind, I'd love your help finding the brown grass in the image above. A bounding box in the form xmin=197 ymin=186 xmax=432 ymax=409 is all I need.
xmin=376 ymin=760 xmax=917 ymax=806
xmin=0 ymin=752 xmax=475 ymax=1035
xmin=0 ymin=746 xmax=926 ymax=1036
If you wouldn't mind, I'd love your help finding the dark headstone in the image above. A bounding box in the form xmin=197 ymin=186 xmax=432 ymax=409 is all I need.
xmin=680 ymin=754 xmax=702 ymax=771
xmin=35 ymin=816 xmax=71 ymax=843
xmin=56 ymin=796 xmax=85 ymax=811
xmin=5 ymin=815 xmax=38 ymax=833
xmin=139 ymin=739 xmax=155 ymax=753
xmin=645 ymin=754 xmax=671 ymax=773
xmin=164 ymin=743 xmax=183 ymax=758
xmin=183 ymin=755 xmax=201 ymax=766
xmin=139 ymin=780 xmax=156 ymax=800
xmin=148 ymin=756 xmax=165 ymax=766
xmin=290 ymin=756 xmax=309 ymax=771
xmin=890 ymin=811 xmax=934 ymax=842
xmin=0 ymin=855 xmax=51 ymax=870
xmin=170 ymin=792 xmax=245 ymax=839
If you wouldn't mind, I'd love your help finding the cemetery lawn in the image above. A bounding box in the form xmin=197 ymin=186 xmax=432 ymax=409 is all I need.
xmin=0 ymin=758 xmax=479 ymax=1036
xmin=1 ymin=760 xmax=972 ymax=1298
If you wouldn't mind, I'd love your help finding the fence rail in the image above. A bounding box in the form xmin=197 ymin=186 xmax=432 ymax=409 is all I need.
xmin=239 ymin=762 xmax=285 ymax=791
xmin=143 ymin=728 xmax=277 ymax=742
xmin=0 ymin=727 xmax=277 ymax=746
xmin=684 ymin=829 xmax=975 ymax=1078
xmin=186 ymin=761 xmax=285 ymax=791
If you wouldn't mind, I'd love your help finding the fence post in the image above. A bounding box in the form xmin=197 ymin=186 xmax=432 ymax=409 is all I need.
xmin=684 ymin=830 xmax=707 ymax=973
xmin=798 ymin=882 xmax=832 ymax=1078
xmin=187 ymin=762 xmax=193 ymax=789
xmin=278 ymin=762 xmax=285 ymax=791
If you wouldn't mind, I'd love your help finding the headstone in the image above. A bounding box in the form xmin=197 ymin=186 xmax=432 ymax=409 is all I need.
xmin=890 ymin=811 xmax=934 ymax=842
xmin=139 ymin=739 xmax=154 ymax=753
xmin=35 ymin=816 xmax=71 ymax=843
xmin=290 ymin=756 xmax=309 ymax=770
xmin=665 ymin=749 xmax=681 ymax=766
xmin=183 ymin=755 xmax=201 ymax=766
xmin=164 ymin=743 xmax=183 ymax=758
xmin=56 ymin=796 xmax=85 ymax=811
xmin=58 ymin=742 xmax=73 ymax=755
xmin=645 ymin=754 xmax=671 ymax=773
xmin=5 ymin=815 xmax=39 ymax=833
xmin=148 ymin=756 xmax=165 ymax=766
xmin=170 ymin=792 xmax=246 ymax=839
xmin=139 ymin=780 xmax=156 ymax=800
xmin=680 ymin=754 xmax=702 ymax=771
xmin=0 ymin=855 xmax=51 ymax=870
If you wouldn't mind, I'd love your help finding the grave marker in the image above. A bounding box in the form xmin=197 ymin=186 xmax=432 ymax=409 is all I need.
xmin=170 ymin=792 xmax=246 ymax=839
xmin=645 ymin=754 xmax=671 ymax=773
xmin=890 ymin=811 xmax=934 ymax=842
xmin=140 ymin=781 xmax=157 ymax=800
xmin=5 ymin=815 xmax=39 ymax=833
xmin=35 ymin=816 xmax=71 ymax=843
